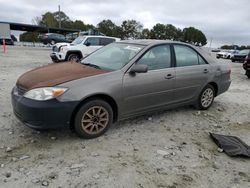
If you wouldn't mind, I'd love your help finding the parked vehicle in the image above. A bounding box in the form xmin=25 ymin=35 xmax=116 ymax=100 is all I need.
xmin=216 ymin=50 xmax=239 ymax=59
xmin=39 ymin=33 xmax=70 ymax=45
xmin=211 ymin=49 xmax=220 ymax=53
xmin=231 ymin=49 xmax=250 ymax=62
xmin=226 ymin=50 xmax=239 ymax=59
xmin=50 ymin=36 xmax=120 ymax=62
xmin=0 ymin=38 xmax=14 ymax=45
xmin=243 ymin=52 xmax=250 ymax=78
xmin=12 ymin=40 xmax=231 ymax=138
xmin=216 ymin=51 xmax=228 ymax=59
xmin=66 ymin=30 xmax=105 ymax=42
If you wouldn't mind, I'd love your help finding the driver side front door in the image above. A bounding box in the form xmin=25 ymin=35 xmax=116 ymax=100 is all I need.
xmin=121 ymin=44 xmax=175 ymax=117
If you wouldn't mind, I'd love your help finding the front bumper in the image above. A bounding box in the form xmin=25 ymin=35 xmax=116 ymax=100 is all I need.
xmin=50 ymin=52 xmax=65 ymax=62
xmin=11 ymin=87 xmax=78 ymax=129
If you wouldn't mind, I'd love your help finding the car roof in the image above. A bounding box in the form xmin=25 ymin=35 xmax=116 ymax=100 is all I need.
xmin=118 ymin=39 xmax=192 ymax=46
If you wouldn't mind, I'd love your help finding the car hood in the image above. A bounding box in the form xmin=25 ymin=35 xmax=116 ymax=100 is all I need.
xmin=16 ymin=61 xmax=109 ymax=90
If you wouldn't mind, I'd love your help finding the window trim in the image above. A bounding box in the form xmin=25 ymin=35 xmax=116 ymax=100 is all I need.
xmin=132 ymin=44 xmax=174 ymax=72
xmin=172 ymin=43 xmax=208 ymax=67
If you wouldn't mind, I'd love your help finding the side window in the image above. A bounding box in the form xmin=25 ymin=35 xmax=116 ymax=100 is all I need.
xmin=85 ymin=38 xmax=100 ymax=46
xmin=137 ymin=45 xmax=171 ymax=71
xmin=174 ymin=45 xmax=199 ymax=67
xmin=100 ymin=38 xmax=115 ymax=46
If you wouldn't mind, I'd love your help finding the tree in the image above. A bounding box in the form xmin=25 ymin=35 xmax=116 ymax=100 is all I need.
xmin=97 ymin=19 xmax=116 ymax=36
xmin=121 ymin=20 xmax=143 ymax=39
xmin=20 ymin=32 xmax=39 ymax=42
xmin=182 ymin=27 xmax=207 ymax=46
xmin=150 ymin=23 xmax=166 ymax=39
xmin=72 ymin=20 xmax=87 ymax=31
xmin=39 ymin=12 xmax=58 ymax=27
xmin=140 ymin=28 xmax=151 ymax=39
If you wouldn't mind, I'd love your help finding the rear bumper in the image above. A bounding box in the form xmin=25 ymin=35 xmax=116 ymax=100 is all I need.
xmin=11 ymin=87 xmax=78 ymax=129
xmin=217 ymin=80 xmax=231 ymax=96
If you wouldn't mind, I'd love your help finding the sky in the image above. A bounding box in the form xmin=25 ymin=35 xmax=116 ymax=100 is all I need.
xmin=0 ymin=0 xmax=249 ymax=47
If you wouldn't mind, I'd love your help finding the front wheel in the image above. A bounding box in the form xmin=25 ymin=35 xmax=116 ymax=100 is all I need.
xmin=74 ymin=99 xmax=113 ymax=139
xmin=67 ymin=53 xmax=80 ymax=62
xmin=196 ymin=84 xmax=215 ymax=110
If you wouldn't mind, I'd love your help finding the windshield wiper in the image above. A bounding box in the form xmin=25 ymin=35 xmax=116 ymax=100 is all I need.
xmin=82 ymin=63 xmax=101 ymax=69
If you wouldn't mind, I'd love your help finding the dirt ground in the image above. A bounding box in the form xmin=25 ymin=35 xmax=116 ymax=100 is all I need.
xmin=0 ymin=46 xmax=250 ymax=188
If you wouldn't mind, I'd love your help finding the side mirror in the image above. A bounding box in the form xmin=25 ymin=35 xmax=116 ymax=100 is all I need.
xmin=130 ymin=64 xmax=148 ymax=74
xmin=85 ymin=42 xmax=91 ymax=46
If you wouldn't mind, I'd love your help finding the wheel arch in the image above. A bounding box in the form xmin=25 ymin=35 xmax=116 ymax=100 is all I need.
xmin=208 ymin=82 xmax=218 ymax=96
xmin=66 ymin=50 xmax=83 ymax=61
xmin=69 ymin=94 xmax=119 ymax=129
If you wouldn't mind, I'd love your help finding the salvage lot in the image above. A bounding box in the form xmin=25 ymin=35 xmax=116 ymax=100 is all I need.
xmin=0 ymin=46 xmax=250 ymax=188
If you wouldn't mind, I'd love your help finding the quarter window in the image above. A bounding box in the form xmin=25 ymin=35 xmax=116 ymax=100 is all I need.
xmin=137 ymin=45 xmax=171 ymax=70
xmin=198 ymin=55 xmax=207 ymax=64
xmin=100 ymin=38 xmax=115 ymax=46
xmin=174 ymin=45 xmax=199 ymax=67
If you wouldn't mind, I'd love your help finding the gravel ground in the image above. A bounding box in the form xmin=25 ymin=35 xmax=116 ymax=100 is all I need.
xmin=0 ymin=46 xmax=250 ymax=188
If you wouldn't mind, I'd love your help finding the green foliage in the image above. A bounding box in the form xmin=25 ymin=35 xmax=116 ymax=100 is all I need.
xmin=182 ymin=27 xmax=207 ymax=46
xmin=221 ymin=45 xmax=250 ymax=50
xmin=20 ymin=32 xmax=39 ymax=42
xmin=121 ymin=20 xmax=143 ymax=39
xmin=20 ymin=11 xmax=208 ymax=46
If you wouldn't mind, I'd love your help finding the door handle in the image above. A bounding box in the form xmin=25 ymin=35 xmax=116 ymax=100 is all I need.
xmin=164 ymin=74 xmax=174 ymax=79
xmin=203 ymin=69 xmax=209 ymax=73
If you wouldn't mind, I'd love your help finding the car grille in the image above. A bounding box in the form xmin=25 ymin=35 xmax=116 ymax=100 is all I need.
xmin=17 ymin=85 xmax=27 ymax=96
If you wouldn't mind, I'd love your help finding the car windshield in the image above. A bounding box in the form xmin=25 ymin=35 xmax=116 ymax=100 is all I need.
xmin=72 ymin=37 xmax=85 ymax=45
xmin=81 ymin=43 xmax=144 ymax=71
xmin=239 ymin=50 xmax=250 ymax=54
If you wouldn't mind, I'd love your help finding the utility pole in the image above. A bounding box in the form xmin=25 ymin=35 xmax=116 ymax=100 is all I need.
xmin=209 ymin=37 xmax=213 ymax=49
xmin=58 ymin=5 xmax=61 ymax=28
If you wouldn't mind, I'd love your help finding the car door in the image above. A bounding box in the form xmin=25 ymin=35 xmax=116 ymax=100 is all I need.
xmin=82 ymin=37 xmax=101 ymax=56
xmin=173 ymin=44 xmax=211 ymax=103
xmin=122 ymin=44 xmax=175 ymax=116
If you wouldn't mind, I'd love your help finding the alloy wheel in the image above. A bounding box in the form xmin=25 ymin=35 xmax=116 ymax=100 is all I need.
xmin=81 ymin=106 xmax=109 ymax=135
xmin=201 ymin=88 xmax=214 ymax=108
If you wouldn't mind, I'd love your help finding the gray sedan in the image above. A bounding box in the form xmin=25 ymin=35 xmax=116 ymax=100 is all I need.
xmin=12 ymin=40 xmax=231 ymax=138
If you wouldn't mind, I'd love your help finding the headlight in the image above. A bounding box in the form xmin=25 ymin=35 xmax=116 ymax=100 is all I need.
xmin=23 ymin=87 xmax=68 ymax=101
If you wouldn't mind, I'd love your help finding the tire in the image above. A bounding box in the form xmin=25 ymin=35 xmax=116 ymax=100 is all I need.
xmin=50 ymin=40 xmax=55 ymax=45
xmin=196 ymin=84 xmax=215 ymax=110
xmin=67 ymin=53 xmax=80 ymax=62
xmin=232 ymin=59 xmax=235 ymax=62
xmin=74 ymin=99 xmax=113 ymax=139
xmin=246 ymin=71 xmax=250 ymax=79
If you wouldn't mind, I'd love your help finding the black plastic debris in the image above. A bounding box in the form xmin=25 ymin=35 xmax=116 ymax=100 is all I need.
xmin=210 ymin=132 xmax=250 ymax=158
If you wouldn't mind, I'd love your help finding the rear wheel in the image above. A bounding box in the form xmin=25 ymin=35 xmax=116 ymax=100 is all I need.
xmin=74 ymin=99 xmax=113 ymax=139
xmin=246 ymin=70 xmax=250 ymax=79
xmin=196 ymin=84 xmax=215 ymax=110
xmin=67 ymin=53 xmax=80 ymax=62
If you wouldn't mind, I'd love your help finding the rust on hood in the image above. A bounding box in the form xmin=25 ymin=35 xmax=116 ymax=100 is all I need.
xmin=16 ymin=61 xmax=109 ymax=90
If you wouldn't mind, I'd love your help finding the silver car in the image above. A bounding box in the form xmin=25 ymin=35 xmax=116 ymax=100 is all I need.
xmin=12 ymin=40 xmax=231 ymax=138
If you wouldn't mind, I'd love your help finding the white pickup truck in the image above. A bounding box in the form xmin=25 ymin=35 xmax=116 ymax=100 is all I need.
xmin=50 ymin=36 xmax=120 ymax=62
